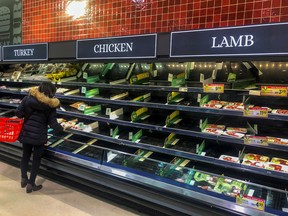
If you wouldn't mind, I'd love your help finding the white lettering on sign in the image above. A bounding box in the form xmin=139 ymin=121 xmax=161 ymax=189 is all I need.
xmin=94 ymin=43 xmax=133 ymax=53
xmin=13 ymin=0 xmax=22 ymax=44
xmin=211 ymin=35 xmax=254 ymax=48
xmin=13 ymin=49 xmax=34 ymax=56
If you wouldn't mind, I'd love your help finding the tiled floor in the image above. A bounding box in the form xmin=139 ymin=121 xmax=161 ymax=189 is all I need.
xmin=0 ymin=161 xmax=145 ymax=216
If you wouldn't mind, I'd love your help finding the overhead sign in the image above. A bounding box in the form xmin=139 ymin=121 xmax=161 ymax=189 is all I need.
xmin=170 ymin=23 xmax=288 ymax=57
xmin=77 ymin=34 xmax=157 ymax=59
xmin=0 ymin=0 xmax=22 ymax=46
xmin=3 ymin=43 xmax=48 ymax=61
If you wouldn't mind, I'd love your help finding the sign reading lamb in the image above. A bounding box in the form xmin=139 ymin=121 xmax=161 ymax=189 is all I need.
xmin=211 ymin=35 xmax=254 ymax=48
xmin=170 ymin=23 xmax=288 ymax=57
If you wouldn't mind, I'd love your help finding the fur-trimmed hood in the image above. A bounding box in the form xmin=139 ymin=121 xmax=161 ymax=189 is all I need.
xmin=29 ymin=87 xmax=60 ymax=108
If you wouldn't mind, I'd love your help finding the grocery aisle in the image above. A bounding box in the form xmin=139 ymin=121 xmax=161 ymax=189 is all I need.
xmin=0 ymin=161 xmax=146 ymax=216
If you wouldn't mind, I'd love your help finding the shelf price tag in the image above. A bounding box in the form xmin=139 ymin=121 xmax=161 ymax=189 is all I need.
xmin=164 ymin=133 xmax=179 ymax=148
xmin=112 ymin=126 xmax=119 ymax=138
xmin=81 ymin=87 xmax=86 ymax=93
xmin=129 ymin=132 xmax=133 ymax=140
xmin=212 ymin=69 xmax=217 ymax=80
xmin=165 ymin=110 xmax=182 ymax=127
xmin=179 ymin=87 xmax=188 ymax=92
xmin=106 ymin=108 xmax=111 ymax=115
xmin=83 ymin=105 xmax=101 ymax=115
xmin=130 ymin=72 xmax=150 ymax=85
xmin=227 ymin=72 xmax=236 ymax=82
xmin=137 ymin=150 xmax=153 ymax=162
xmin=132 ymin=93 xmax=151 ymax=102
xmin=168 ymin=73 xmax=173 ymax=82
xmin=167 ymin=92 xmax=183 ymax=104
xmin=85 ymin=88 xmax=99 ymax=98
xmin=152 ymin=70 xmax=157 ymax=77
xmin=200 ymin=73 xmax=204 ymax=82
xmin=131 ymin=107 xmax=149 ymax=122
xmin=132 ymin=129 xmax=142 ymax=142
xmin=244 ymin=136 xmax=268 ymax=146
xmin=261 ymin=86 xmax=287 ymax=97
xmin=236 ymin=195 xmax=265 ymax=211
xmin=203 ymin=84 xmax=224 ymax=93
xmin=83 ymin=72 xmax=88 ymax=79
xmin=172 ymin=77 xmax=185 ymax=87
xmin=243 ymin=107 xmax=268 ymax=118
xmin=87 ymin=75 xmax=100 ymax=83
xmin=78 ymin=104 xmax=86 ymax=111
xmin=197 ymin=141 xmax=205 ymax=155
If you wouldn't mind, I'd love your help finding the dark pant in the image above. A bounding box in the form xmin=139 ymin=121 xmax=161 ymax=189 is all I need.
xmin=20 ymin=143 xmax=44 ymax=185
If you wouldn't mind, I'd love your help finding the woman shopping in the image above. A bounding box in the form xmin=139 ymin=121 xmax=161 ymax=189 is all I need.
xmin=15 ymin=81 xmax=64 ymax=193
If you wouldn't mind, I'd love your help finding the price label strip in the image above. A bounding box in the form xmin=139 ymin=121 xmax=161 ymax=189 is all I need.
xmin=203 ymin=84 xmax=224 ymax=93
xmin=243 ymin=107 xmax=268 ymax=118
xmin=261 ymin=86 xmax=287 ymax=97
xmin=244 ymin=136 xmax=268 ymax=146
xmin=236 ymin=195 xmax=265 ymax=211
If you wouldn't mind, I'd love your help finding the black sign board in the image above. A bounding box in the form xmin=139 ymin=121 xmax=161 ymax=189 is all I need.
xmin=0 ymin=0 xmax=22 ymax=46
xmin=3 ymin=43 xmax=48 ymax=61
xmin=170 ymin=23 xmax=288 ymax=58
xmin=77 ymin=34 xmax=157 ymax=59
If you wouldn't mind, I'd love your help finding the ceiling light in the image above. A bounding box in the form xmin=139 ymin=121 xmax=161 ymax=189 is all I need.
xmin=66 ymin=0 xmax=87 ymax=19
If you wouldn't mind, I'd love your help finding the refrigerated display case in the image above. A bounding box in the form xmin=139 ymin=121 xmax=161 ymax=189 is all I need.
xmin=1 ymin=28 xmax=288 ymax=215
xmin=1 ymin=59 xmax=288 ymax=216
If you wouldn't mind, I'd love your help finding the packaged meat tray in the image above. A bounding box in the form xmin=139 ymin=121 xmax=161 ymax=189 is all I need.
xmin=271 ymin=109 xmax=288 ymax=115
xmin=219 ymin=155 xmax=240 ymax=163
xmin=267 ymin=137 xmax=288 ymax=145
xmin=223 ymin=105 xmax=245 ymax=111
xmin=208 ymin=100 xmax=228 ymax=105
xmin=252 ymin=106 xmax=272 ymax=112
xmin=226 ymin=127 xmax=247 ymax=134
xmin=206 ymin=124 xmax=226 ymax=130
xmin=213 ymin=178 xmax=245 ymax=197
xmin=201 ymin=100 xmax=228 ymax=109
xmin=202 ymin=128 xmax=223 ymax=136
xmin=242 ymin=159 xmax=266 ymax=169
xmin=244 ymin=153 xmax=270 ymax=162
xmin=202 ymin=103 xmax=222 ymax=109
xmin=271 ymin=157 xmax=288 ymax=166
xmin=266 ymin=162 xmax=288 ymax=173
xmin=226 ymin=102 xmax=243 ymax=106
xmin=222 ymin=131 xmax=245 ymax=139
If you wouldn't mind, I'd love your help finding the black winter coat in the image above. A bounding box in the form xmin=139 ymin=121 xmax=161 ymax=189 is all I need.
xmin=15 ymin=88 xmax=63 ymax=145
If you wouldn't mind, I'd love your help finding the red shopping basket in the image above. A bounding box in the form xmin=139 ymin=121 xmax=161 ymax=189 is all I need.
xmin=0 ymin=118 xmax=24 ymax=142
